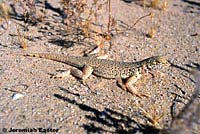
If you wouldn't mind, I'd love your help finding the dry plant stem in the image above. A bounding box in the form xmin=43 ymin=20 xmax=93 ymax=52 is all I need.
xmin=17 ymin=27 xmax=27 ymax=49
xmin=161 ymin=1 xmax=168 ymax=11
xmin=148 ymin=27 xmax=156 ymax=38
xmin=143 ymin=0 xmax=146 ymax=8
xmin=107 ymin=0 xmax=111 ymax=35
xmin=129 ymin=13 xmax=152 ymax=30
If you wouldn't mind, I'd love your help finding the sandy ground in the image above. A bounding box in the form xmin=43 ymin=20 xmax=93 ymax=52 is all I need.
xmin=0 ymin=0 xmax=199 ymax=133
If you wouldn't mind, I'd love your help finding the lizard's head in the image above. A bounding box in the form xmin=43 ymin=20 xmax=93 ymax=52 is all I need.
xmin=145 ymin=56 xmax=170 ymax=70
xmin=152 ymin=56 xmax=170 ymax=66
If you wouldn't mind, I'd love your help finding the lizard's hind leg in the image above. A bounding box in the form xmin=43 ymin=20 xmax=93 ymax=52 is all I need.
xmin=51 ymin=65 xmax=93 ymax=84
xmin=71 ymin=65 xmax=93 ymax=85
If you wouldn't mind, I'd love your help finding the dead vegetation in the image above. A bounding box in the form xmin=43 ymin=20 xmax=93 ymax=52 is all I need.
xmin=0 ymin=0 xmax=169 ymax=54
xmin=138 ymin=0 xmax=168 ymax=10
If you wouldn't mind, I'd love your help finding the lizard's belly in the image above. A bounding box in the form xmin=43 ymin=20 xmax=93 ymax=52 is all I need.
xmin=93 ymin=67 xmax=133 ymax=79
xmin=93 ymin=69 xmax=118 ymax=79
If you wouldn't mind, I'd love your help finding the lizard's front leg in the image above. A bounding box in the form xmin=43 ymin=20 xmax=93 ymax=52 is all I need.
xmin=117 ymin=72 xmax=149 ymax=98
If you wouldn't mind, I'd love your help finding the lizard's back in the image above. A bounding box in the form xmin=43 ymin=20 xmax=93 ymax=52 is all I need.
xmin=87 ymin=58 xmax=136 ymax=79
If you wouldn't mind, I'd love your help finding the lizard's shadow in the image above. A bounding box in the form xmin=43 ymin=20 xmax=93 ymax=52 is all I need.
xmin=181 ymin=0 xmax=200 ymax=7
xmin=170 ymin=62 xmax=200 ymax=83
xmin=54 ymin=87 xmax=161 ymax=134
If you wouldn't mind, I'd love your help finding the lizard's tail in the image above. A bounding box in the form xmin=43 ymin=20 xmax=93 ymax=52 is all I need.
xmin=24 ymin=53 xmax=85 ymax=68
xmin=25 ymin=53 xmax=66 ymax=61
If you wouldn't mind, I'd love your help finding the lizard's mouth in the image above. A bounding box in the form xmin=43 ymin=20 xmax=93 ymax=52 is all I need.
xmin=166 ymin=61 xmax=172 ymax=67
xmin=149 ymin=63 xmax=169 ymax=71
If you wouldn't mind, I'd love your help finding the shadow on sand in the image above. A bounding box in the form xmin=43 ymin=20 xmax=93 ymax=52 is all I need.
xmin=54 ymin=87 xmax=161 ymax=134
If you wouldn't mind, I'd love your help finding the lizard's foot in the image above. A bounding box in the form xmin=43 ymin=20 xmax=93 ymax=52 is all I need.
xmin=50 ymin=70 xmax=71 ymax=79
xmin=126 ymin=73 xmax=150 ymax=98
xmin=117 ymin=75 xmax=150 ymax=98
xmin=125 ymin=83 xmax=150 ymax=98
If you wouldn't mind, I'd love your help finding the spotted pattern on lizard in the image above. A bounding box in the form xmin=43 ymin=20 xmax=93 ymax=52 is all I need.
xmin=23 ymin=53 xmax=170 ymax=98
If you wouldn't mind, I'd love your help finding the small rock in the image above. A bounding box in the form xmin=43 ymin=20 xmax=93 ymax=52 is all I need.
xmin=94 ymin=89 xmax=100 ymax=96
xmin=120 ymin=49 xmax=124 ymax=53
xmin=99 ymin=111 xmax=106 ymax=119
xmin=12 ymin=93 xmax=25 ymax=100
xmin=48 ymin=32 xmax=53 ymax=36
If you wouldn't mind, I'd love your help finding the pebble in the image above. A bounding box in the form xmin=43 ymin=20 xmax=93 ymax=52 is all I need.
xmin=99 ymin=111 xmax=106 ymax=119
xmin=94 ymin=89 xmax=100 ymax=96
xmin=120 ymin=49 xmax=124 ymax=53
xmin=48 ymin=32 xmax=53 ymax=36
xmin=125 ymin=33 xmax=129 ymax=37
xmin=12 ymin=92 xmax=25 ymax=100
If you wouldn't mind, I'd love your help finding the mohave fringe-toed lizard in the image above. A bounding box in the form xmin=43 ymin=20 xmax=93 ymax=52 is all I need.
xmin=24 ymin=53 xmax=170 ymax=98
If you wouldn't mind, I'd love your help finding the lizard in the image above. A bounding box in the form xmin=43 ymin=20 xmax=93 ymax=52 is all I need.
xmin=23 ymin=53 xmax=170 ymax=98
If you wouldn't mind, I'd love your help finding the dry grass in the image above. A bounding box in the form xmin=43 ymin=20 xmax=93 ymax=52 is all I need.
xmin=17 ymin=26 xmax=27 ymax=49
xmin=142 ymin=0 xmax=168 ymax=10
